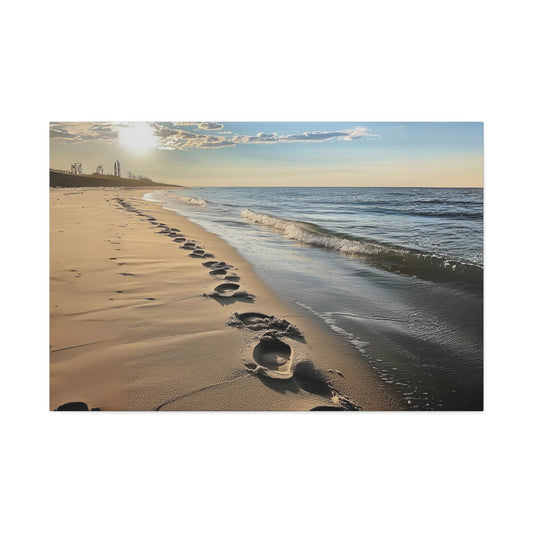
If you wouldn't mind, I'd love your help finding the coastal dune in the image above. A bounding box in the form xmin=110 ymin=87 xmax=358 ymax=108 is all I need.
xmin=50 ymin=187 xmax=401 ymax=411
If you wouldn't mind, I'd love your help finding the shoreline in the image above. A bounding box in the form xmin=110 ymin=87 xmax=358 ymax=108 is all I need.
xmin=50 ymin=187 xmax=402 ymax=411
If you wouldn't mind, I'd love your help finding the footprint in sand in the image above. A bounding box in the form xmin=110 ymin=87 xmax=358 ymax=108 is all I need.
xmin=228 ymin=312 xmax=303 ymax=337
xmin=310 ymin=406 xmax=349 ymax=411
xmin=252 ymin=337 xmax=294 ymax=379
xmin=245 ymin=330 xmax=359 ymax=408
xmin=181 ymin=242 xmax=197 ymax=250
xmin=189 ymin=250 xmax=206 ymax=258
xmin=190 ymin=250 xmax=214 ymax=258
xmin=55 ymin=402 xmax=101 ymax=411
xmin=212 ymin=282 xmax=240 ymax=296
xmin=209 ymin=268 xmax=229 ymax=277
xmin=230 ymin=311 xmax=270 ymax=329
xmin=203 ymin=261 xmax=231 ymax=270
xmin=206 ymin=283 xmax=255 ymax=301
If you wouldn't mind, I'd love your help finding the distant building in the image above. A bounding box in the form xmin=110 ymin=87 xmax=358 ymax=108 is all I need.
xmin=70 ymin=162 xmax=83 ymax=174
xmin=113 ymin=160 xmax=121 ymax=177
xmin=96 ymin=164 xmax=104 ymax=175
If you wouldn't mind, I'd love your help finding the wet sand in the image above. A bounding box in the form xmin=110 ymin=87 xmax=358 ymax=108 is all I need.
xmin=50 ymin=187 xmax=402 ymax=411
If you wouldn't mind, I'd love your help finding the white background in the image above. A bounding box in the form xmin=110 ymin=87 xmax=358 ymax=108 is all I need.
xmin=2 ymin=1 xmax=531 ymax=532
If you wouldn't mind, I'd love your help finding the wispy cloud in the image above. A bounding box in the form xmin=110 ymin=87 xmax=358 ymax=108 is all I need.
xmin=50 ymin=128 xmax=77 ymax=139
xmin=49 ymin=122 xmax=119 ymax=143
xmin=197 ymin=122 xmax=224 ymax=130
xmin=171 ymin=121 xmax=224 ymax=130
xmin=238 ymin=128 xmax=375 ymax=144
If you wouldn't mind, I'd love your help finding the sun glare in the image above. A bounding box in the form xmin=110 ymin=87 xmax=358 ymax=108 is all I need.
xmin=118 ymin=122 xmax=158 ymax=153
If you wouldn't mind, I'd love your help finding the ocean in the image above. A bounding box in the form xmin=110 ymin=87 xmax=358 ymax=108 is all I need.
xmin=145 ymin=187 xmax=483 ymax=410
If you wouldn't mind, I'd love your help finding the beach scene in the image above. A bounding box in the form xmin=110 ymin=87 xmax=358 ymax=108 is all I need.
xmin=15 ymin=3 xmax=530 ymax=531
xmin=50 ymin=121 xmax=483 ymax=411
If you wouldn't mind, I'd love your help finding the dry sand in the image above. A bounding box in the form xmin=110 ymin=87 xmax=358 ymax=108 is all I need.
xmin=50 ymin=187 xmax=402 ymax=411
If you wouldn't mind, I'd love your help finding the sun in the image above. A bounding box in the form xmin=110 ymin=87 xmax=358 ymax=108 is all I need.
xmin=118 ymin=122 xmax=158 ymax=153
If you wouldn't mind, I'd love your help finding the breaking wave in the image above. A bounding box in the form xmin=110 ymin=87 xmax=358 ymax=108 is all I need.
xmin=177 ymin=196 xmax=207 ymax=207
xmin=240 ymin=208 xmax=482 ymax=284
xmin=241 ymin=208 xmax=387 ymax=255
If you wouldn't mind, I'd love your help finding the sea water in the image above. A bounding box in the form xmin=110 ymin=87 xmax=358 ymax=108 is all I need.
xmin=145 ymin=187 xmax=483 ymax=410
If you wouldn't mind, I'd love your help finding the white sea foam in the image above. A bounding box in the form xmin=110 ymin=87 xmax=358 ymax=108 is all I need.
xmin=240 ymin=208 xmax=390 ymax=256
xmin=177 ymin=196 xmax=207 ymax=207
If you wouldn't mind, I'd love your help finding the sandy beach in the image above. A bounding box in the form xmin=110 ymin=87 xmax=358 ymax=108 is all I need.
xmin=50 ymin=187 xmax=402 ymax=411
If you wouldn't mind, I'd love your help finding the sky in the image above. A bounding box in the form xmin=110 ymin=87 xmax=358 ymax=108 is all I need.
xmin=49 ymin=122 xmax=483 ymax=187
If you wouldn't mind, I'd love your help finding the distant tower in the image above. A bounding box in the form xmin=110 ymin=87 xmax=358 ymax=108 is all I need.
xmin=113 ymin=160 xmax=121 ymax=177
xmin=96 ymin=164 xmax=104 ymax=175
xmin=70 ymin=162 xmax=83 ymax=174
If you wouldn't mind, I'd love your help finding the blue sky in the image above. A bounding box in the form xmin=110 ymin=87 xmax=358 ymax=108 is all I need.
xmin=49 ymin=122 xmax=483 ymax=187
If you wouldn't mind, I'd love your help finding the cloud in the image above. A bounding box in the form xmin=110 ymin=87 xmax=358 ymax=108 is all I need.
xmin=156 ymin=128 xmax=237 ymax=150
xmin=90 ymin=124 xmax=117 ymax=133
xmin=197 ymin=122 xmax=224 ymax=130
xmin=50 ymin=121 xmax=377 ymax=150
xmin=171 ymin=122 xmax=224 ymax=130
xmin=49 ymin=122 xmax=119 ymax=143
xmin=50 ymin=128 xmax=76 ymax=139
xmin=152 ymin=124 xmax=377 ymax=150
xmin=152 ymin=123 xmax=179 ymax=138
xmin=237 ymin=127 xmax=376 ymax=144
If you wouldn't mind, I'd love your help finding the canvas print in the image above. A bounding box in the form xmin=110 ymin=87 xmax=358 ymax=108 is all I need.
xmin=49 ymin=122 xmax=483 ymax=411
